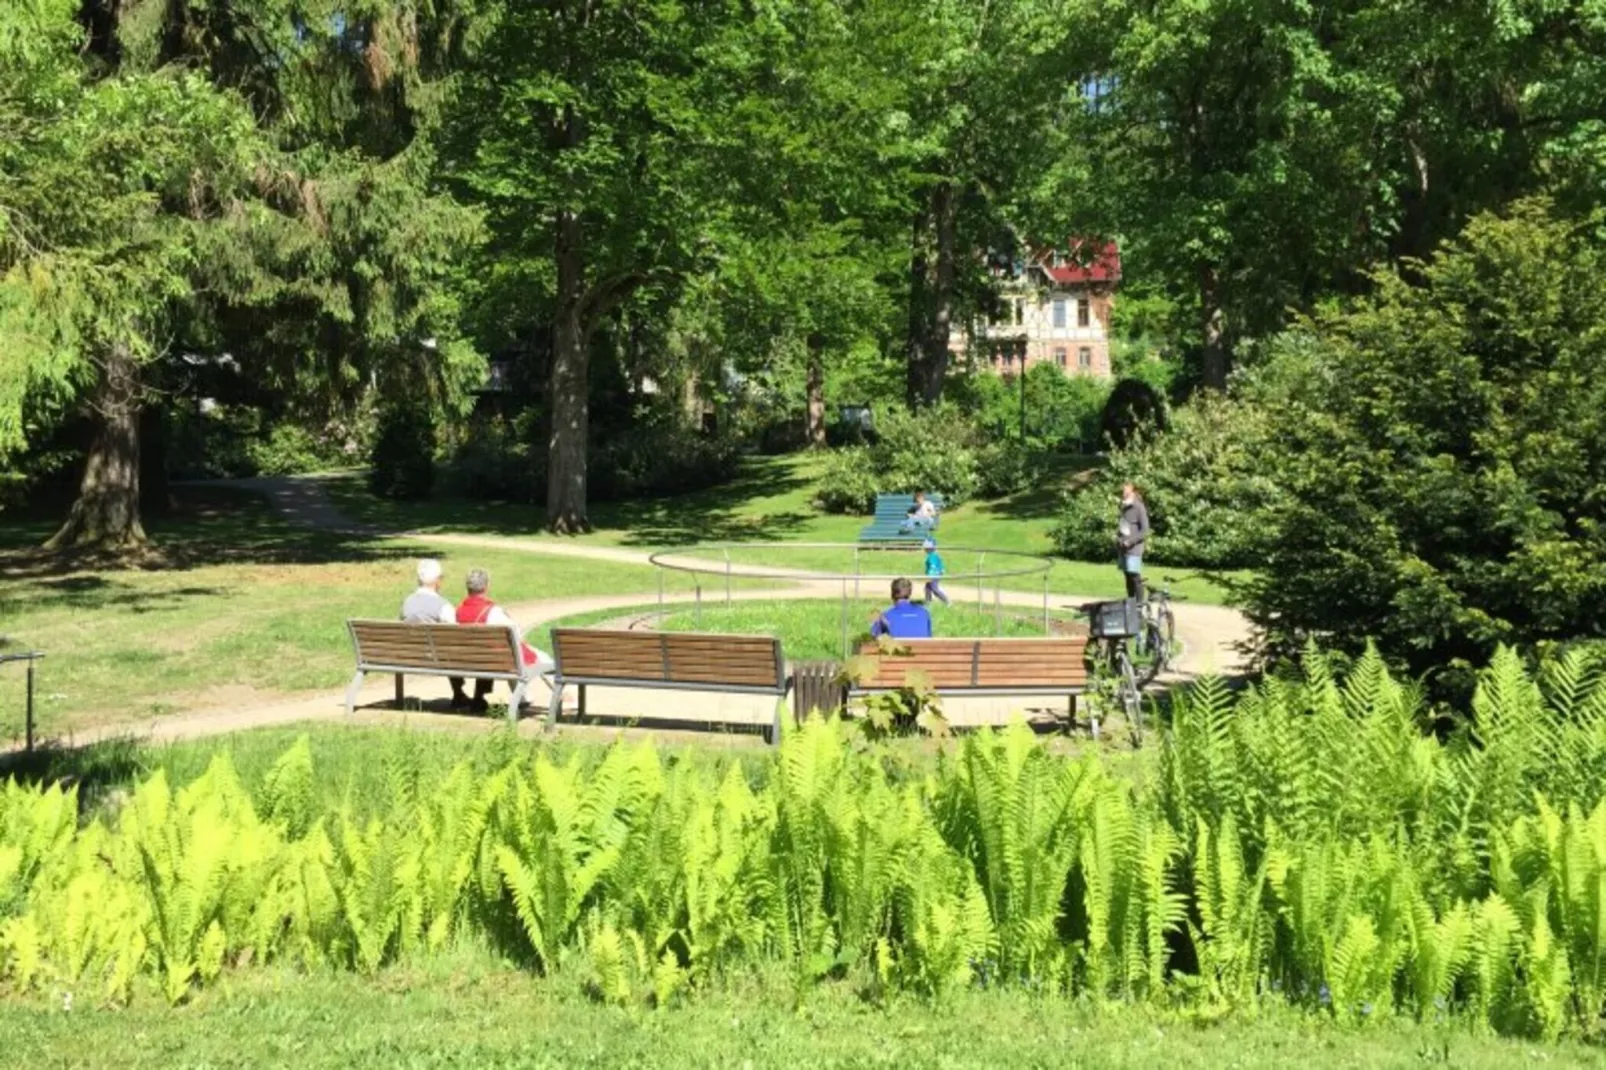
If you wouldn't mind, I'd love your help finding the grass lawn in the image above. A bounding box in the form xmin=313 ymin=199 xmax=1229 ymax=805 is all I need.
xmin=322 ymin=453 xmax=1240 ymax=605
xmin=646 ymin=597 xmax=1077 ymax=661
xmin=0 ymin=488 xmax=669 ymax=740
xmin=0 ymin=955 xmax=1591 ymax=1069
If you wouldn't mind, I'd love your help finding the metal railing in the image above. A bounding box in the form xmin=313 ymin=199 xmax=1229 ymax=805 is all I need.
xmin=645 ymin=542 xmax=1059 ymax=658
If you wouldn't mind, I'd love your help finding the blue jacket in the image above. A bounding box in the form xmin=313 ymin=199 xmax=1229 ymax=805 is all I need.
xmin=924 ymin=551 xmax=944 ymax=577
xmin=872 ymin=600 xmax=933 ymax=639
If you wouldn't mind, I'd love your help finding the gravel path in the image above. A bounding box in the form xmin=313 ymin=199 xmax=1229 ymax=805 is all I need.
xmin=38 ymin=476 xmax=1253 ymax=751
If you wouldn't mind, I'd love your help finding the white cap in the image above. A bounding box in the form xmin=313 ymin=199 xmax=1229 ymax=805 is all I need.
xmin=417 ymin=558 xmax=443 ymax=585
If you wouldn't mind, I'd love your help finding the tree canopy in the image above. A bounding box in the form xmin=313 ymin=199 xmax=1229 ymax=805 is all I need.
xmin=3 ymin=0 xmax=1604 ymax=557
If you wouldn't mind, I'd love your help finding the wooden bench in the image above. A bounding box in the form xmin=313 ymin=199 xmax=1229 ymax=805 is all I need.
xmin=345 ymin=620 xmax=542 ymax=724
xmin=547 ymin=628 xmax=791 ymax=745
xmin=857 ymin=492 xmax=945 ymax=544
xmin=846 ymin=636 xmax=1091 ymax=729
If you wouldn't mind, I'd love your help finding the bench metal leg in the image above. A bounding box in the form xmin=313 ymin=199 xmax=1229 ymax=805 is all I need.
xmin=394 ymin=674 xmax=404 ymax=709
xmin=508 ymin=679 xmax=528 ymax=725
xmin=1067 ymin=693 xmax=1076 ymax=735
xmin=345 ymin=671 xmax=366 ymax=717
xmin=578 ymin=683 xmax=587 ymax=718
xmin=546 ymin=679 xmax=564 ymax=732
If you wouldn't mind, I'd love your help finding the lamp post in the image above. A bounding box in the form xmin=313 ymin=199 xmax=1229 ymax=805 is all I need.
xmin=1017 ymin=341 xmax=1028 ymax=440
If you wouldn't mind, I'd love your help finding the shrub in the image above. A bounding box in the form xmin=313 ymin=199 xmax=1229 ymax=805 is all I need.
xmin=1053 ymin=393 xmax=1283 ymax=568
xmin=974 ymin=441 xmax=1036 ymax=499
xmin=1098 ymin=378 xmax=1167 ymax=450
xmin=815 ymin=405 xmax=981 ymax=514
xmin=951 ymin=364 xmax=1109 ymax=452
xmin=165 ymin=404 xmax=259 ymax=480
xmin=1239 ymin=201 xmax=1606 ymax=677
xmin=369 ymin=401 xmax=436 ymax=500
xmin=246 ymin=423 xmax=345 ymax=477
xmin=451 ymin=416 xmax=539 ymax=502
xmin=590 ymin=416 xmax=741 ymax=501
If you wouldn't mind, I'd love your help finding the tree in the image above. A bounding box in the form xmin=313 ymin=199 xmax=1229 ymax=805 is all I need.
xmin=845 ymin=0 xmax=1081 ymax=408
xmin=448 ymin=0 xmax=731 ymax=533
xmin=1240 ymin=201 xmax=1606 ymax=678
xmin=704 ymin=0 xmax=905 ymax=449
xmin=1065 ymin=0 xmax=1606 ymax=390
xmin=0 ymin=0 xmax=482 ymax=552
xmin=0 ymin=8 xmax=263 ymax=550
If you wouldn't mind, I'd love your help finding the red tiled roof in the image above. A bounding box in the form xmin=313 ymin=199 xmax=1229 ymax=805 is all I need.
xmin=1039 ymin=240 xmax=1121 ymax=285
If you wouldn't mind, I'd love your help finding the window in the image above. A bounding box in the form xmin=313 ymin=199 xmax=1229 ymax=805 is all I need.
xmin=1077 ymin=297 xmax=1091 ymax=328
xmin=1078 ymin=347 xmax=1092 ymax=369
xmin=1054 ymin=347 xmax=1067 ymax=368
xmin=1003 ymin=349 xmax=1014 ymax=370
xmin=1014 ymin=299 xmax=1024 ymax=325
xmin=1052 ymin=299 xmax=1066 ymax=328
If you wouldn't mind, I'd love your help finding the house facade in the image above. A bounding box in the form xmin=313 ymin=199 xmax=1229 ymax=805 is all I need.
xmin=950 ymin=240 xmax=1121 ymax=378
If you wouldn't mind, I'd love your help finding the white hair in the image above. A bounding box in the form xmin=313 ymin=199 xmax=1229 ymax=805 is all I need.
xmin=416 ymin=558 xmax=443 ymax=585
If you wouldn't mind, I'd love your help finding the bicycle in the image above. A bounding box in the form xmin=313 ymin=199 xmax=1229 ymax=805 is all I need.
xmin=1079 ymin=599 xmax=1145 ymax=747
xmin=1129 ymin=577 xmax=1179 ymax=687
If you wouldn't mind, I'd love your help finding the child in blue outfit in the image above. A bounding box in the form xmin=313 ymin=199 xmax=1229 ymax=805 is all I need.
xmin=923 ymin=538 xmax=950 ymax=605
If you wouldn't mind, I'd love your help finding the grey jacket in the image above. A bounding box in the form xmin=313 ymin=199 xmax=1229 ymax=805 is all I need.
xmin=1117 ymin=498 xmax=1150 ymax=558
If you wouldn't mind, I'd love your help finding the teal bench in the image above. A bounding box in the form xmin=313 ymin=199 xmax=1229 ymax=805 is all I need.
xmin=858 ymin=492 xmax=944 ymax=544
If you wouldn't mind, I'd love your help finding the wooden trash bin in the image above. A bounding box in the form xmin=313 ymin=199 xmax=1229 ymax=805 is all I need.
xmin=791 ymin=660 xmax=845 ymax=724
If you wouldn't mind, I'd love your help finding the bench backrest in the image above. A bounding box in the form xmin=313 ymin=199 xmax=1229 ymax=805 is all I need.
xmin=550 ymin=628 xmax=786 ymax=693
xmin=871 ymin=492 xmax=944 ymax=518
xmin=348 ymin=620 xmax=522 ymax=676
xmin=852 ymin=636 xmax=1089 ymax=690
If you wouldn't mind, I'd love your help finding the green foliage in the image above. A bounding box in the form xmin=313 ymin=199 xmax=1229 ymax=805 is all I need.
xmin=590 ymin=418 xmax=743 ymax=503
xmin=246 ymin=423 xmax=352 ymax=478
xmin=1098 ymin=379 xmax=1168 ymax=452
xmin=448 ymin=415 xmax=539 ymax=502
xmin=952 ymin=365 xmax=1110 ymax=453
xmin=3 ymin=646 xmax=1605 ymax=1038
xmin=842 ymin=641 xmax=950 ymax=740
xmin=1055 ymin=394 xmax=1283 ymax=568
xmin=368 ymin=402 xmax=436 ymax=501
xmin=816 ymin=406 xmax=981 ymax=513
xmin=1239 ymin=202 xmax=1606 ymax=675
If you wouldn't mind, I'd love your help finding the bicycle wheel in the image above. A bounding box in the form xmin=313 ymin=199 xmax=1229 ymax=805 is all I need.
xmin=1130 ymin=620 xmax=1164 ymax=687
xmin=1116 ymin=649 xmax=1143 ymax=748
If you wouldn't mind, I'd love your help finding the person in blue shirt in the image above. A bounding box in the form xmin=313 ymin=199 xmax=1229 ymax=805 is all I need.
xmin=922 ymin=538 xmax=950 ymax=605
xmin=870 ymin=577 xmax=933 ymax=639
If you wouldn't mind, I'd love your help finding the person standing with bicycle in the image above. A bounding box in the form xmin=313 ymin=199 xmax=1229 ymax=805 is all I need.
xmin=1116 ymin=482 xmax=1150 ymax=602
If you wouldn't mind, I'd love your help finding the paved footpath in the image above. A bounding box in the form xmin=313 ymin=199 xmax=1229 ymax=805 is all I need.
xmin=40 ymin=477 xmax=1253 ymax=751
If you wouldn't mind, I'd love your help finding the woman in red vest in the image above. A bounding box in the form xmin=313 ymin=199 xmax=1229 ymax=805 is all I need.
xmin=457 ymin=567 xmax=555 ymax=712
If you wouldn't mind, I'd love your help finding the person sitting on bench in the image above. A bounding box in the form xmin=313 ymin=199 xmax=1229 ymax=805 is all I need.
xmin=901 ymin=491 xmax=938 ymax=532
xmin=401 ymin=558 xmax=476 ymax=709
xmin=456 ymin=567 xmax=555 ymax=713
xmin=869 ymin=577 xmax=934 ymax=639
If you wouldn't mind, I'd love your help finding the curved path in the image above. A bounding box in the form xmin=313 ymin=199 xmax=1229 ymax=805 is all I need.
xmin=43 ymin=476 xmax=1252 ymax=751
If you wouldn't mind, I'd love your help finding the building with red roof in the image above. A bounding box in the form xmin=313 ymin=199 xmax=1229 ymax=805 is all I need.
xmin=951 ymin=239 xmax=1121 ymax=378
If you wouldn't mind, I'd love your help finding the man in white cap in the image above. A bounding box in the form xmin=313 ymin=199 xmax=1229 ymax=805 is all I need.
xmin=401 ymin=558 xmax=473 ymax=708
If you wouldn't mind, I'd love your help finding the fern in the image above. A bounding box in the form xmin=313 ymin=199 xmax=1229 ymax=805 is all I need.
xmin=259 ymin=734 xmax=317 ymax=839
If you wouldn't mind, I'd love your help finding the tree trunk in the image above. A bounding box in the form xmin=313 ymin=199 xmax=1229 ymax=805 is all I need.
xmin=47 ymin=342 xmax=148 ymax=552
xmin=546 ymin=207 xmax=591 ymax=534
xmin=1198 ymin=262 xmax=1228 ymax=391
xmin=805 ymin=332 xmax=827 ymax=449
xmin=904 ymin=204 xmax=930 ymax=408
xmin=918 ymin=179 xmax=956 ymax=406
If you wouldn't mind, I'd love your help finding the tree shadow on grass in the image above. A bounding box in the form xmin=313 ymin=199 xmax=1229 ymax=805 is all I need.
xmin=981 ymin=455 xmax=1106 ymax=524
xmin=0 ymin=736 xmax=147 ymax=816
xmin=321 ymin=454 xmax=822 ymax=546
xmin=0 ymin=485 xmax=413 ymax=581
